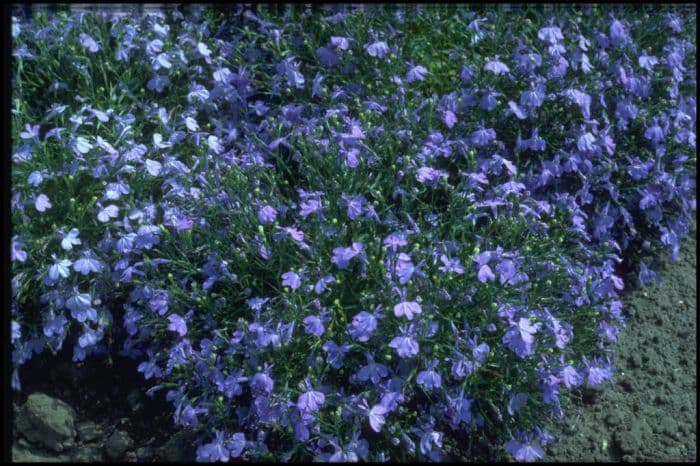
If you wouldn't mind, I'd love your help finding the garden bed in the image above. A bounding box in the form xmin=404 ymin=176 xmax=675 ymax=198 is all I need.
xmin=10 ymin=4 xmax=696 ymax=462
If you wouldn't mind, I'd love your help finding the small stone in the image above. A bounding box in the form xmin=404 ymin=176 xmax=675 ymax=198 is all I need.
xmin=17 ymin=437 xmax=31 ymax=448
xmin=12 ymin=443 xmax=71 ymax=462
xmin=76 ymin=421 xmax=102 ymax=443
xmin=136 ymin=446 xmax=155 ymax=461
xmin=105 ymin=430 xmax=134 ymax=460
xmin=72 ymin=444 xmax=104 ymax=462
xmin=18 ymin=393 xmax=77 ymax=452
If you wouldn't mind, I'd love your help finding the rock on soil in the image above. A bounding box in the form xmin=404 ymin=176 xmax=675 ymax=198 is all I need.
xmin=104 ymin=430 xmax=134 ymax=460
xmin=15 ymin=393 xmax=77 ymax=452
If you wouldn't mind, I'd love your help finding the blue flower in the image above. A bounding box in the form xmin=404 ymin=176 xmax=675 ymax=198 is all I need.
xmin=366 ymin=40 xmax=389 ymax=58
xmin=73 ymin=253 xmax=103 ymax=276
xmin=48 ymin=257 xmax=72 ymax=281
xmin=297 ymin=388 xmax=325 ymax=414
xmin=79 ymin=33 xmax=100 ymax=52
xmin=258 ymin=205 xmax=278 ymax=224
xmin=281 ymin=271 xmax=302 ymax=290
xmin=393 ymin=300 xmax=422 ymax=320
xmin=537 ymin=25 xmax=563 ymax=45
xmin=348 ymin=311 xmax=378 ymax=342
xmin=506 ymin=432 xmax=545 ymax=462
xmin=357 ymin=353 xmax=389 ymax=384
xmin=416 ymin=359 xmax=442 ymax=390
xmin=406 ymin=64 xmax=428 ymax=83
xmin=250 ymin=372 xmax=274 ymax=397
xmin=368 ymin=404 xmax=388 ymax=432
xmin=167 ymin=314 xmax=188 ymax=336
xmin=34 ymin=194 xmax=52 ymax=212
xmin=483 ymin=57 xmax=510 ymax=75
xmin=303 ymin=315 xmax=325 ymax=337
xmin=97 ymin=204 xmax=119 ymax=223
xmin=389 ymin=333 xmax=419 ymax=358
xmin=196 ymin=431 xmax=230 ymax=462
xmin=322 ymin=340 xmax=352 ymax=369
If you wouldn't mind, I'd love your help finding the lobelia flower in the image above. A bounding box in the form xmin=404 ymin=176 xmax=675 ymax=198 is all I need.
xmin=406 ymin=64 xmax=428 ymax=83
xmin=393 ymin=300 xmax=422 ymax=320
xmin=395 ymin=253 xmax=417 ymax=284
xmin=384 ymin=231 xmax=408 ymax=252
xmin=507 ymin=392 xmax=529 ymax=415
xmin=314 ymin=275 xmax=336 ymax=294
xmin=503 ymin=318 xmax=542 ymax=358
xmin=389 ymin=330 xmax=419 ymax=358
xmin=505 ymin=431 xmax=545 ymax=462
xmin=416 ymin=166 xmax=448 ymax=186
xmin=19 ymin=123 xmax=40 ymax=142
xmin=342 ymin=194 xmax=366 ymax=220
xmin=66 ymin=291 xmax=97 ymax=323
xmin=282 ymin=271 xmax=302 ymax=290
xmin=34 ymin=194 xmax=52 ymax=212
xmin=43 ymin=311 xmax=68 ymax=338
xmin=258 ymin=205 xmax=278 ymax=224
xmin=303 ymin=315 xmax=325 ymax=337
xmin=48 ymin=256 xmax=72 ymax=281
xmin=584 ymin=357 xmax=614 ymax=386
xmin=472 ymin=342 xmax=490 ymax=363
xmin=520 ymin=85 xmax=545 ymax=110
xmin=477 ymin=264 xmax=496 ymax=283
xmin=250 ymin=372 xmax=274 ymax=397
xmin=538 ymin=25 xmax=563 ymax=45
xmin=609 ymin=18 xmax=630 ymax=48
xmin=97 ymin=204 xmax=119 ymax=223
xmin=322 ymin=340 xmax=352 ymax=369
xmin=299 ymin=198 xmax=322 ymax=217
xmin=480 ymin=87 xmax=502 ymax=111
xmin=168 ymin=314 xmax=188 ymax=336
xmin=559 ymin=364 xmax=583 ymax=389
xmin=366 ymin=40 xmax=389 ymax=58
xmin=638 ymin=261 xmax=660 ymax=286
xmin=196 ymin=431 xmax=230 ymax=462
xmin=73 ymin=252 xmax=103 ymax=275
xmin=638 ymin=54 xmax=659 ymax=71
xmin=368 ymin=403 xmax=389 ymax=432
xmin=443 ymin=110 xmax=457 ymax=128
xmin=215 ymin=370 xmax=247 ymax=399
xmin=644 ymin=121 xmax=665 ymax=145
xmin=357 ymin=353 xmax=389 ymax=384
xmin=506 ymin=100 xmax=528 ymax=120
xmin=347 ymin=311 xmax=378 ymax=342
xmin=297 ymin=382 xmax=326 ymax=415
xmin=276 ymin=56 xmax=305 ymax=89
xmin=330 ymin=36 xmax=351 ymax=50
xmin=471 ymin=126 xmax=496 ymax=146
xmin=439 ymin=255 xmax=464 ymax=275
xmin=330 ymin=242 xmax=366 ymax=270
xmin=11 ymin=237 xmax=27 ymax=262
xmin=483 ymin=56 xmax=510 ymax=75
xmin=416 ymin=359 xmax=442 ymax=390
xmin=79 ymin=33 xmax=100 ymax=52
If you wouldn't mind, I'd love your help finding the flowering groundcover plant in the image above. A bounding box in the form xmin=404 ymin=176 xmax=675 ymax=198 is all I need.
xmin=10 ymin=4 xmax=696 ymax=462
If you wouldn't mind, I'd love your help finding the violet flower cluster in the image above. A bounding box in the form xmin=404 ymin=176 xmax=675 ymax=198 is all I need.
xmin=11 ymin=4 xmax=695 ymax=462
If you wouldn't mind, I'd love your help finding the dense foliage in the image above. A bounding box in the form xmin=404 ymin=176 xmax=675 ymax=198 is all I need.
xmin=11 ymin=4 xmax=696 ymax=462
